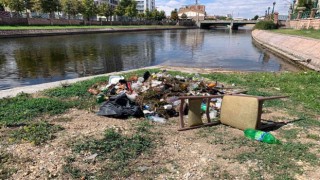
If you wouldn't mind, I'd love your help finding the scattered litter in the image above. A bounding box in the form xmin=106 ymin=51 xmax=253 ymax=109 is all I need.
xmin=88 ymin=70 xmax=244 ymax=122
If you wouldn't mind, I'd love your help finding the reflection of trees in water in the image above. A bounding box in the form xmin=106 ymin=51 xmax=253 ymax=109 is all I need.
xmin=14 ymin=47 xmax=67 ymax=78
xmin=179 ymin=30 xmax=204 ymax=50
xmin=262 ymin=52 xmax=270 ymax=64
xmin=0 ymin=53 xmax=6 ymax=69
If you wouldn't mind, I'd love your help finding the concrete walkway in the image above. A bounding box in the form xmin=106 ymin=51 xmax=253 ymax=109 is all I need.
xmin=252 ymin=30 xmax=320 ymax=71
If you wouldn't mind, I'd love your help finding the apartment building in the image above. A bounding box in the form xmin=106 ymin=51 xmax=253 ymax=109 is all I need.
xmin=95 ymin=0 xmax=119 ymax=9
xmin=135 ymin=0 xmax=155 ymax=13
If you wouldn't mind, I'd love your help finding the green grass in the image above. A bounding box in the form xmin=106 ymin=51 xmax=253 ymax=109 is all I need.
xmin=0 ymin=93 xmax=75 ymax=125
xmin=0 ymin=25 xmax=178 ymax=30
xmin=9 ymin=121 xmax=64 ymax=145
xmin=0 ymin=152 xmax=17 ymax=179
xmin=64 ymin=120 xmax=155 ymax=179
xmin=272 ymin=29 xmax=320 ymax=39
xmin=236 ymin=141 xmax=318 ymax=179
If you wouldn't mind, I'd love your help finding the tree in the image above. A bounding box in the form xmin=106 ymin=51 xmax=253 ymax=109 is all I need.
xmin=137 ymin=12 xmax=145 ymax=21
xmin=40 ymin=0 xmax=61 ymax=18
xmin=252 ymin=15 xmax=259 ymax=20
xmin=297 ymin=0 xmax=313 ymax=10
xmin=61 ymin=0 xmax=80 ymax=19
xmin=125 ymin=1 xmax=137 ymax=20
xmin=0 ymin=2 xmax=4 ymax=11
xmin=181 ymin=13 xmax=187 ymax=19
xmin=170 ymin=8 xmax=178 ymax=21
xmin=4 ymin=0 xmax=25 ymax=14
xmin=144 ymin=8 xmax=151 ymax=20
xmin=98 ymin=3 xmax=114 ymax=21
xmin=80 ymin=0 xmax=97 ymax=21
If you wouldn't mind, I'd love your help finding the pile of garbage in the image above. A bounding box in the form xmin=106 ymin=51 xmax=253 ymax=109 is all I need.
xmin=87 ymin=70 xmax=232 ymax=122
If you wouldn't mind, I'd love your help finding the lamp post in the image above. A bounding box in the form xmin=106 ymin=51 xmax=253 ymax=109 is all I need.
xmin=292 ymin=0 xmax=296 ymax=13
xmin=272 ymin=2 xmax=276 ymax=14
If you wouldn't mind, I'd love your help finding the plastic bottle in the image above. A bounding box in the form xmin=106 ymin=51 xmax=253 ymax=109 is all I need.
xmin=244 ymin=128 xmax=280 ymax=144
xmin=96 ymin=94 xmax=105 ymax=103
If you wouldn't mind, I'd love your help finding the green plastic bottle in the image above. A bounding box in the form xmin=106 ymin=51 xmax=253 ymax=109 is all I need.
xmin=244 ymin=128 xmax=280 ymax=144
xmin=96 ymin=94 xmax=105 ymax=103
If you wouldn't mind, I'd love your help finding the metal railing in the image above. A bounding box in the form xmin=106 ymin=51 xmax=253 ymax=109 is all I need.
xmin=301 ymin=10 xmax=311 ymax=19
xmin=316 ymin=11 xmax=320 ymax=19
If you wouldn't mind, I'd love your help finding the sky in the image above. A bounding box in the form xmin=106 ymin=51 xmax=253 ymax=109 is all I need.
xmin=156 ymin=0 xmax=293 ymax=19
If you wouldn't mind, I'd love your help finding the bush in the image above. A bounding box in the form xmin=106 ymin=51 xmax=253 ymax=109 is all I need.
xmin=254 ymin=20 xmax=278 ymax=30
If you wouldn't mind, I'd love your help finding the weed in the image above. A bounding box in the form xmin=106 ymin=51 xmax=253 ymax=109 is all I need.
xmin=44 ymin=76 xmax=108 ymax=98
xmin=307 ymin=134 xmax=320 ymax=141
xmin=236 ymin=142 xmax=318 ymax=179
xmin=0 ymin=93 xmax=74 ymax=125
xmin=279 ymin=129 xmax=299 ymax=140
xmin=0 ymin=152 xmax=17 ymax=179
xmin=67 ymin=121 xmax=155 ymax=179
xmin=9 ymin=121 xmax=64 ymax=145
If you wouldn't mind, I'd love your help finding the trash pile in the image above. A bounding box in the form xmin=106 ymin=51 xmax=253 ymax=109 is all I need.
xmin=87 ymin=70 xmax=236 ymax=122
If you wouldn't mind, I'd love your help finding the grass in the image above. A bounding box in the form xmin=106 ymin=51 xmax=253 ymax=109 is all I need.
xmin=0 ymin=25 xmax=178 ymax=30
xmin=0 ymin=152 xmax=17 ymax=179
xmin=64 ymin=120 xmax=155 ymax=179
xmin=272 ymin=29 xmax=320 ymax=39
xmin=9 ymin=121 xmax=64 ymax=145
xmin=0 ymin=93 xmax=75 ymax=125
xmin=236 ymin=141 xmax=318 ymax=179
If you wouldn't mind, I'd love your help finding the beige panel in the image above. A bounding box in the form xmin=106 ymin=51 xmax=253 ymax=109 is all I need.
xmin=220 ymin=95 xmax=259 ymax=130
xmin=188 ymin=99 xmax=204 ymax=127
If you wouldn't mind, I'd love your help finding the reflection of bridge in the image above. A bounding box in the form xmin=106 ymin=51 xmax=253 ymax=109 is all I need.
xmin=198 ymin=20 xmax=258 ymax=30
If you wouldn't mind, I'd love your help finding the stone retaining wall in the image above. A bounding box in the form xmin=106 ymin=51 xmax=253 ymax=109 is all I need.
xmin=0 ymin=26 xmax=195 ymax=38
xmin=252 ymin=30 xmax=320 ymax=71
xmin=289 ymin=19 xmax=320 ymax=30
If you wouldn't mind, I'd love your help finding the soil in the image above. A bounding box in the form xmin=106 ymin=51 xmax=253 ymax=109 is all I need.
xmin=1 ymin=106 xmax=319 ymax=180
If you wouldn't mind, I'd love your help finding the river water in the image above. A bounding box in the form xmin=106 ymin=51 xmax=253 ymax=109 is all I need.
xmin=0 ymin=29 xmax=301 ymax=90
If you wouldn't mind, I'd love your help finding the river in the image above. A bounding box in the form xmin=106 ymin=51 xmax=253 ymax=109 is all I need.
xmin=0 ymin=28 xmax=301 ymax=90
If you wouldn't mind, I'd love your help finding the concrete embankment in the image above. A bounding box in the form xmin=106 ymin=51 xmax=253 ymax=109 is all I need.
xmin=0 ymin=26 xmax=195 ymax=38
xmin=252 ymin=30 xmax=320 ymax=71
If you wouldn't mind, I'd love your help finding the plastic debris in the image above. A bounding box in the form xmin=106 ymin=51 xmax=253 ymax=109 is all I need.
xmin=88 ymin=70 xmax=243 ymax=121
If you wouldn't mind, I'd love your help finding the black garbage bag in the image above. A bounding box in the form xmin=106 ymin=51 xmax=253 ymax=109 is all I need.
xmin=97 ymin=93 xmax=144 ymax=118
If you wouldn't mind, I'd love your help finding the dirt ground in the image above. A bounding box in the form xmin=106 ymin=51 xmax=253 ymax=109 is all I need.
xmin=1 ymin=105 xmax=319 ymax=180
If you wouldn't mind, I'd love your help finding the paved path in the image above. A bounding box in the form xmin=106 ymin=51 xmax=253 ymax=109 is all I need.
xmin=252 ymin=30 xmax=320 ymax=71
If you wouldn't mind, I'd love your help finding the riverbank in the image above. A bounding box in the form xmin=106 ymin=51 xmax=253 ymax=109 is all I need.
xmin=1 ymin=67 xmax=320 ymax=179
xmin=0 ymin=66 xmax=232 ymax=99
xmin=252 ymin=29 xmax=320 ymax=71
xmin=0 ymin=25 xmax=196 ymax=38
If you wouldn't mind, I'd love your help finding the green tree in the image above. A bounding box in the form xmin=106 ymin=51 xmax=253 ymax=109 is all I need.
xmin=297 ymin=0 xmax=313 ymax=10
xmin=170 ymin=8 xmax=178 ymax=21
xmin=80 ymin=0 xmax=97 ymax=21
xmin=5 ymin=0 xmax=25 ymax=14
xmin=159 ymin=10 xmax=166 ymax=20
xmin=40 ymin=0 xmax=61 ymax=18
xmin=61 ymin=0 xmax=80 ymax=19
xmin=98 ymin=3 xmax=113 ymax=21
xmin=137 ymin=12 xmax=145 ymax=21
xmin=0 ymin=2 xmax=4 ymax=11
xmin=144 ymin=8 xmax=151 ymax=20
xmin=252 ymin=15 xmax=259 ymax=20
xmin=125 ymin=1 xmax=137 ymax=20
xmin=30 ymin=0 xmax=41 ymax=12
xmin=181 ymin=13 xmax=187 ymax=19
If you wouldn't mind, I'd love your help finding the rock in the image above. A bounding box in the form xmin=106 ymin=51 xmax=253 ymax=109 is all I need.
xmin=84 ymin=153 xmax=98 ymax=160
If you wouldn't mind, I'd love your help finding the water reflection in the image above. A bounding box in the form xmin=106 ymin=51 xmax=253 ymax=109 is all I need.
xmin=0 ymin=29 xmax=302 ymax=90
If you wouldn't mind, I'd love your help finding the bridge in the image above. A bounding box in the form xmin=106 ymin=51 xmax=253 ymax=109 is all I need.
xmin=198 ymin=20 xmax=258 ymax=30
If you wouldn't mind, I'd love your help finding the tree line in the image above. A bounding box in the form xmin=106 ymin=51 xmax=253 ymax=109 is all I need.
xmin=0 ymin=0 xmax=167 ymax=21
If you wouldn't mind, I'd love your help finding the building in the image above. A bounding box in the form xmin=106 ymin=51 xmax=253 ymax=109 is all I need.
xmin=178 ymin=5 xmax=206 ymax=21
xmin=94 ymin=0 xmax=119 ymax=9
xmin=135 ymin=0 xmax=156 ymax=13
